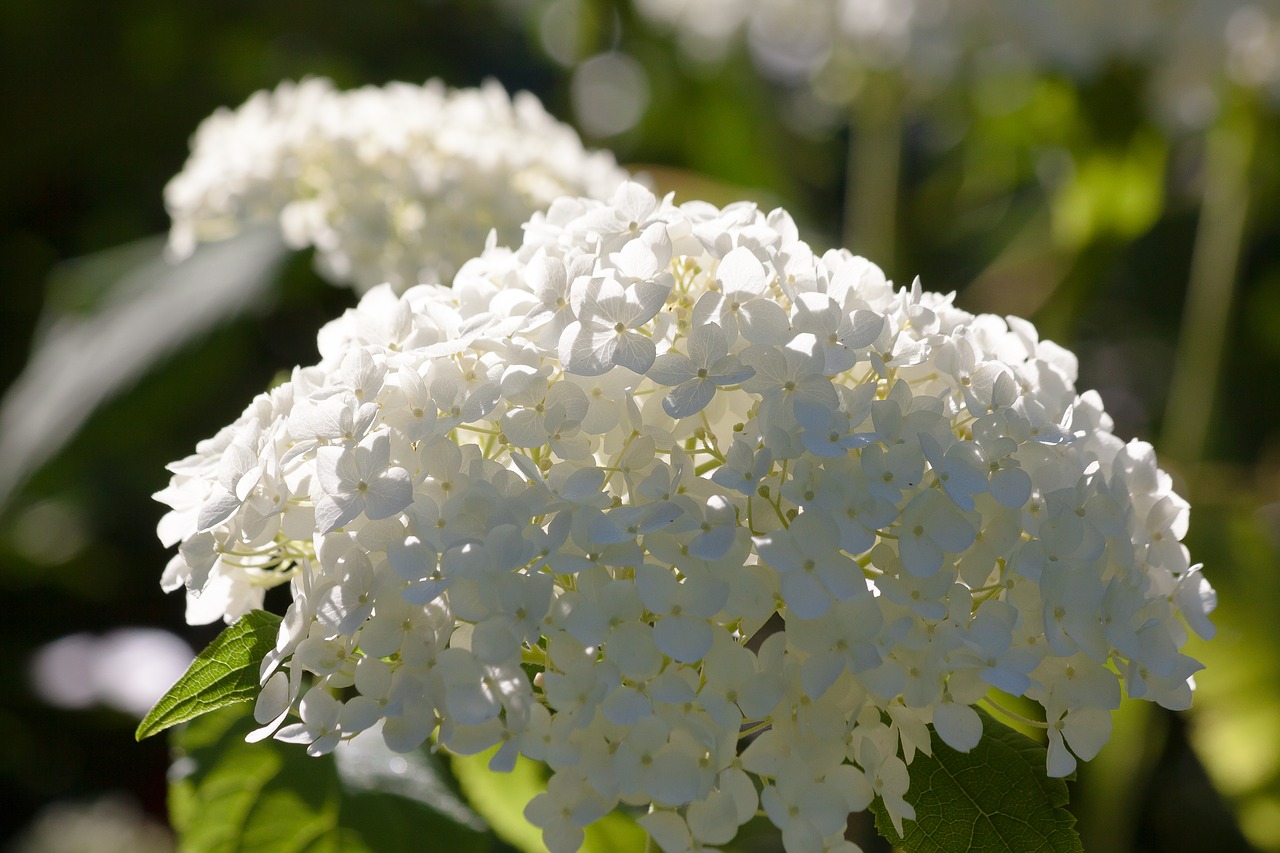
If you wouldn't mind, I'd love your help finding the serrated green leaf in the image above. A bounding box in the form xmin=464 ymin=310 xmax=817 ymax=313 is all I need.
xmin=870 ymin=707 xmax=1083 ymax=853
xmin=450 ymin=747 xmax=646 ymax=853
xmin=169 ymin=703 xmax=493 ymax=853
xmin=136 ymin=610 xmax=282 ymax=740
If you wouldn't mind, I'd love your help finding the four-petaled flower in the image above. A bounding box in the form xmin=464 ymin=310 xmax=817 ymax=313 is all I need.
xmin=313 ymin=433 xmax=413 ymax=534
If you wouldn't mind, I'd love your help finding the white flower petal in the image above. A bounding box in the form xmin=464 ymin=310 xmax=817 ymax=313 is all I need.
xmin=654 ymin=614 xmax=713 ymax=663
xmin=663 ymin=378 xmax=717 ymax=419
xmin=611 ymin=332 xmax=657 ymax=375
xmin=362 ymin=467 xmax=412 ymax=520
xmin=647 ymin=352 xmax=695 ymax=386
xmin=932 ymin=702 xmax=982 ymax=752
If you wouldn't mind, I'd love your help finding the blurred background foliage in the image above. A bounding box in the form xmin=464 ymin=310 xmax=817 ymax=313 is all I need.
xmin=1 ymin=0 xmax=1278 ymax=850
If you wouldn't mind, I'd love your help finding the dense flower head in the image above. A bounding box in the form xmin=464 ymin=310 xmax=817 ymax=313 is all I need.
xmin=156 ymin=182 xmax=1214 ymax=852
xmin=164 ymin=77 xmax=629 ymax=293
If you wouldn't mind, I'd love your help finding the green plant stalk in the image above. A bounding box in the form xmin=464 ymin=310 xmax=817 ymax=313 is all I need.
xmin=1162 ymin=98 xmax=1256 ymax=467
xmin=844 ymin=81 xmax=902 ymax=273
xmin=1072 ymin=700 xmax=1166 ymax=853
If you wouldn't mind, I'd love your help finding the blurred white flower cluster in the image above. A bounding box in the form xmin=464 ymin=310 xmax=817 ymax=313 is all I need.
xmin=1155 ymin=0 xmax=1280 ymax=127
xmin=634 ymin=0 xmax=970 ymax=97
xmin=634 ymin=0 xmax=1280 ymax=123
xmin=156 ymin=182 xmax=1214 ymax=853
xmin=12 ymin=795 xmax=173 ymax=853
xmin=164 ymin=78 xmax=629 ymax=293
xmin=632 ymin=0 xmax=1164 ymax=93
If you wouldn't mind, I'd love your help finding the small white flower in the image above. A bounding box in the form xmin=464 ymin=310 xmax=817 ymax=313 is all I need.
xmin=895 ymin=490 xmax=977 ymax=578
xmin=648 ymin=323 xmax=753 ymax=418
xmin=790 ymin=291 xmax=883 ymax=374
xmin=754 ymin=511 xmax=866 ymax=618
xmin=1044 ymin=702 xmax=1113 ymax=778
xmin=692 ymin=247 xmax=791 ymax=345
xmin=710 ymin=438 xmax=773 ymax=496
xmin=313 ymin=433 xmax=412 ymax=534
xmin=560 ymin=271 xmax=669 ymax=375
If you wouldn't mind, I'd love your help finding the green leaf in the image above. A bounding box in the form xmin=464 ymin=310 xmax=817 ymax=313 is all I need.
xmin=870 ymin=708 xmax=1083 ymax=853
xmin=450 ymin=748 xmax=646 ymax=853
xmin=1051 ymin=133 xmax=1166 ymax=248
xmin=0 ymin=228 xmax=287 ymax=507
xmin=136 ymin=609 xmax=282 ymax=740
xmin=169 ymin=703 xmax=493 ymax=853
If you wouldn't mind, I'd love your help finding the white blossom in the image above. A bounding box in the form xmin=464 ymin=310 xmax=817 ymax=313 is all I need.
xmin=166 ymin=78 xmax=629 ymax=292
xmin=634 ymin=0 xmax=1280 ymax=129
xmin=157 ymin=181 xmax=1213 ymax=852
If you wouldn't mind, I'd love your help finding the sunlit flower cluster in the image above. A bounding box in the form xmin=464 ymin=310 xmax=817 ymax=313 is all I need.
xmin=632 ymin=0 xmax=1178 ymax=109
xmin=156 ymin=182 xmax=1214 ymax=853
xmin=632 ymin=0 xmax=1170 ymax=82
xmin=634 ymin=0 xmax=1280 ymax=124
xmin=164 ymin=77 xmax=629 ymax=292
xmin=634 ymin=0 xmax=972 ymax=95
xmin=1155 ymin=0 xmax=1280 ymax=128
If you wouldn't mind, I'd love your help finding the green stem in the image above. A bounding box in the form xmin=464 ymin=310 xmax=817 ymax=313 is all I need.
xmin=981 ymin=694 xmax=1048 ymax=730
xmin=844 ymin=80 xmax=903 ymax=272
xmin=1073 ymin=701 xmax=1165 ymax=853
xmin=1161 ymin=96 xmax=1255 ymax=467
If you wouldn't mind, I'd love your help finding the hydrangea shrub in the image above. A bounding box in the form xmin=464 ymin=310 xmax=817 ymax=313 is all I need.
xmin=164 ymin=78 xmax=629 ymax=293
xmin=154 ymin=182 xmax=1215 ymax=852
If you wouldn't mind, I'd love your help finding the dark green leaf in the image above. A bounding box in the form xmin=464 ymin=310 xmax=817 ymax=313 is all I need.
xmin=870 ymin=707 xmax=1083 ymax=853
xmin=136 ymin=610 xmax=281 ymax=740
xmin=169 ymin=703 xmax=493 ymax=853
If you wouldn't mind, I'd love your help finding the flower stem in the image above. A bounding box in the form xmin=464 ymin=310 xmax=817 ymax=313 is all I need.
xmin=1162 ymin=94 xmax=1256 ymax=467
xmin=844 ymin=79 xmax=903 ymax=272
xmin=981 ymin=694 xmax=1048 ymax=730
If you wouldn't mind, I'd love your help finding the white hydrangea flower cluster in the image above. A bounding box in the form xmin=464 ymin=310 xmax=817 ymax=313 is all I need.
xmin=633 ymin=0 xmax=1180 ymax=108
xmin=1154 ymin=0 xmax=1280 ymax=128
xmin=156 ymin=182 xmax=1215 ymax=853
xmin=634 ymin=0 xmax=1279 ymax=124
xmin=164 ymin=78 xmax=629 ymax=293
xmin=634 ymin=0 xmax=971 ymax=92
